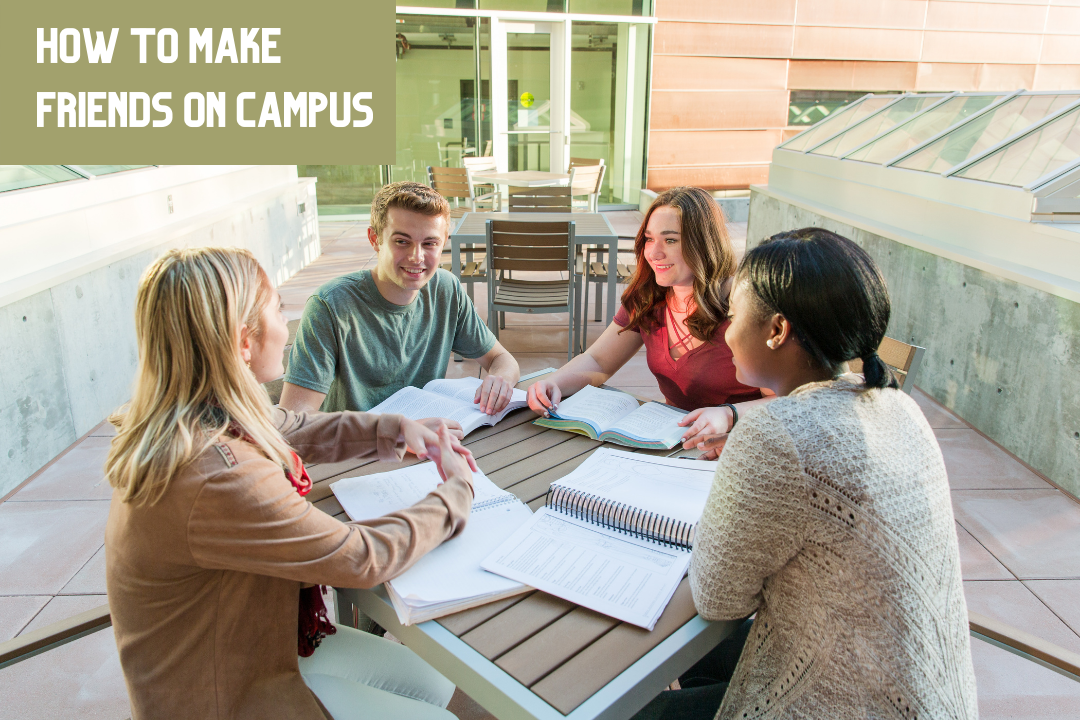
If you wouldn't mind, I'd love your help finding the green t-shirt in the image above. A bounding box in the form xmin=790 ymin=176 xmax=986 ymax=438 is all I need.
xmin=285 ymin=269 xmax=497 ymax=412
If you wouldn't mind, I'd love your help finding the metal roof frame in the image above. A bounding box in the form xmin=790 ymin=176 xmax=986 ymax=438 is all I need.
xmin=839 ymin=92 xmax=961 ymax=161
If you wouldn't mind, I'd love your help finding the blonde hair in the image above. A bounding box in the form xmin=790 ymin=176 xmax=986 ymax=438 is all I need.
xmin=370 ymin=181 xmax=450 ymax=239
xmin=105 ymin=247 xmax=295 ymax=505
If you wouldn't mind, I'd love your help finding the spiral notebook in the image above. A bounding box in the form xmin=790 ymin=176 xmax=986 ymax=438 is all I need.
xmin=482 ymin=448 xmax=717 ymax=630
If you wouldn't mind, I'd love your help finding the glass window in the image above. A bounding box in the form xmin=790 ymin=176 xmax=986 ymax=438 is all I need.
xmin=570 ymin=21 xmax=649 ymax=204
xmin=0 ymin=165 xmax=84 ymax=194
xmin=780 ymin=96 xmax=897 ymax=152
xmin=895 ymin=94 xmax=1080 ymax=174
xmin=809 ymin=95 xmax=946 ymax=158
xmin=956 ymin=107 xmax=1080 ymax=187
xmin=298 ymin=166 xmax=385 ymax=212
xmin=65 ymin=165 xmax=152 ymax=177
xmin=392 ymin=15 xmax=486 ymax=184
xmin=568 ymin=0 xmax=651 ymax=15
xmin=788 ymin=90 xmax=872 ymax=127
xmin=480 ymin=0 xmax=562 ymax=11
xmin=846 ymin=95 xmax=1001 ymax=165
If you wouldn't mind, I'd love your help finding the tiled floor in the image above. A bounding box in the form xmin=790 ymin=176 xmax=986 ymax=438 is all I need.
xmin=2 ymin=216 xmax=1078 ymax=719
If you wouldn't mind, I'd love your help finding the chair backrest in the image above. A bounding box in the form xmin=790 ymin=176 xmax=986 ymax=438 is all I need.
xmin=507 ymin=186 xmax=573 ymax=212
xmin=569 ymin=164 xmax=605 ymax=194
xmin=428 ymin=165 xmax=471 ymax=201
xmin=486 ymin=220 xmax=574 ymax=274
xmin=569 ymin=157 xmax=604 ymax=168
xmin=462 ymin=157 xmax=498 ymax=197
xmin=848 ymin=336 xmax=925 ymax=393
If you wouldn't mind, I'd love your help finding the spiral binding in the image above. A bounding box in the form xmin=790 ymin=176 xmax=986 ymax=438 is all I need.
xmin=544 ymin=485 xmax=695 ymax=550
xmin=474 ymin=495 xmax=523 ymax=512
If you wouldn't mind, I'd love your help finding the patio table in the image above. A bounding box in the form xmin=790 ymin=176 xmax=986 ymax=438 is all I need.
xmin=450 ymin=212 xmax=621 ymax=331
xmin=470 ymin=170 xmax=570 ymax=187
xmin=309 ymin=373 xmax=735 ymax=720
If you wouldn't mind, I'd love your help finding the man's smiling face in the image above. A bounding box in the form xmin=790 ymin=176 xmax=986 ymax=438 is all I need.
xmin=369 ymin=207 xmax=448 ymax=304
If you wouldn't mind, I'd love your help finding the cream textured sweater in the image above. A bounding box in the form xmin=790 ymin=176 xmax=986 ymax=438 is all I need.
xmin=690 ymin=379 xmax=977 ymax=720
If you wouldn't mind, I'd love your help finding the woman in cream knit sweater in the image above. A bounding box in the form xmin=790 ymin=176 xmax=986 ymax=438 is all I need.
xmin=636 ymin=228 xmax=977 ymax=719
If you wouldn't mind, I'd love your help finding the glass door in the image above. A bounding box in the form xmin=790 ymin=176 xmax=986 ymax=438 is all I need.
xmin=491 ymin=20 xmax=568 ymax=173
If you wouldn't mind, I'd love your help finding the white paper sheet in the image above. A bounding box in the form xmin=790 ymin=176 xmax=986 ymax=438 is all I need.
xmin=553 ymin=385 xmax=641 ymax=434
xmin=482 ymin=508 xmax=690 ymax=630
xmin=367 ymin=378 xmax=528 ymax=435
xmin=608 ymin=403 xmax=687 ymax=446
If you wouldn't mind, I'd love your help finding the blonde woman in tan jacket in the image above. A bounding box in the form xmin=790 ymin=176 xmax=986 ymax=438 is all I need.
xmin=105 ymin=247 xmax=478 ymax=720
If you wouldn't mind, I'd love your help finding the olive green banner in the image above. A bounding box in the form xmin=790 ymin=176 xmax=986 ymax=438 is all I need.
xmin=1 ymin=0 xmax=395 ymax=163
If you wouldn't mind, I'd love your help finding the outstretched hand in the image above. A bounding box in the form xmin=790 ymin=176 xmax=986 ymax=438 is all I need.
xmin=526 ymin=380 xmax=563 ymax=418
xmin=399 ymin=418 xmax=478 ymax=472
xmin=432 ymin=425 xmax=476 ymax=486
xmin=678 ymin=406 xmax=734 ymax=460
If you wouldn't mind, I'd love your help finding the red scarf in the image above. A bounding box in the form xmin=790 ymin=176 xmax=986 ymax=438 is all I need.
xmin=284 ymin=454 xmax=338 ymax=657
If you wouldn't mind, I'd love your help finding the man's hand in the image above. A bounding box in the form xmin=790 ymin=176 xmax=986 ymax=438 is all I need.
xmin=417 ymin=416 xmax=464 ymax=440
xmin=431 ymin=425 xmax=475 ymax=486
xmin=526 ymin=380 xmax=563 ymax=418
xmin=399 ymin=418 xmax=478 ymax=471
xmin=474 ymin=374 xmax=515 ymax=415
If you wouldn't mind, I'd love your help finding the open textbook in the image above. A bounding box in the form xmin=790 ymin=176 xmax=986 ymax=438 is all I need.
xmin=482 ymin=448 xmax=716 ymax=630
xmin=331 ymin=464 xmax=533 ymax=625
xmin=533 ymin=384 xmax=688 ymax=449
xmin=368 ymin=377 xmax=528 ymax=435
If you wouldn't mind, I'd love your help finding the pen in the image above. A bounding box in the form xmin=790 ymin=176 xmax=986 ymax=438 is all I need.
xmin=540 ymin=397 xmax=562 ymax=420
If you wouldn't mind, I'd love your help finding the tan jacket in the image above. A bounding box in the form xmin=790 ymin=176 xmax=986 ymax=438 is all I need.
xmin=106 ymin=408 xmax=474 ymax=720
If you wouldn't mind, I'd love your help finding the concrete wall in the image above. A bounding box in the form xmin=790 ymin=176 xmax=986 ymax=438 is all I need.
xmin=747 ymin=189 xmax=1080 ymax=498
xmin=1 ymin=168 xmax=319 ymax=497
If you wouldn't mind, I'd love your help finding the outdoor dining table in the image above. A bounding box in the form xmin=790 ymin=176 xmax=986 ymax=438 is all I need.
xmin=470 ymin=170 xmax=570 ymax=187
xmin=450 ymin=211 xmax=622 ymax=329
xmin=309 ymin=372 xmax=737 ymax=720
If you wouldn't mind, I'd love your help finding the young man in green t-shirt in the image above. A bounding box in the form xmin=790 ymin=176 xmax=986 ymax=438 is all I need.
xmin=280 ymin=182 xmax=520 ymax=430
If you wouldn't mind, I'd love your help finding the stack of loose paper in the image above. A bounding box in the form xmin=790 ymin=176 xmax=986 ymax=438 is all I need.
xmin=368 ymin=377 xmax=528 ymax=436
xmin=331 ymin=463 xmax=533 ymax=625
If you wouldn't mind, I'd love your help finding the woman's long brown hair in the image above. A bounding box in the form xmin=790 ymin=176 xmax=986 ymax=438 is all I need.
xmin=619 ymin=187 xmax=737 ymax=341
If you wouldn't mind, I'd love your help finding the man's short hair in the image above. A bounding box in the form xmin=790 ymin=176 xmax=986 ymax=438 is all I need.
xmin=370 ymin=182 xmax=451 ymax=240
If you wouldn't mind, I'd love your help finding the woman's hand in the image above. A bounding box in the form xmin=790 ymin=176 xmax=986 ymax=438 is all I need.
xmin=431 ymin=425 xmax=475 ymax=486
xmin=417 ymin=416 xmax=465 ymax=440
xmin=527 ymin=380 xmax=563 ymax=418
xmin=399 ymin=418 xmax=478 ymax=472
xmin=678 ymin=406 xmax=734 ymax=458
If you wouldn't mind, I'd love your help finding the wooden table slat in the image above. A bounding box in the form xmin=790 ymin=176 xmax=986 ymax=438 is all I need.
xmin=459 ymin=593 xmax=577 ymax=660
xmin=436 ymin=591 xmax=537 ymax=636
xmin=494 ymin=606 xmax=620 ymax=688
xmin=488 ymin=434 xmax=602 ymax=492
xmin=476 ymin=430 xmax=575 ymax=476
xmin=466 ymin=420 xmax=551 ymax=457
xmin=462 ymin=407 xmax=538 ymax=444
xmin=530 ymin=578 xmax=698 ymax=715
xmin=512 ymin=451 xmax=603 ymax=506
xmin=307 ymin=457 xmax=377 ymax=483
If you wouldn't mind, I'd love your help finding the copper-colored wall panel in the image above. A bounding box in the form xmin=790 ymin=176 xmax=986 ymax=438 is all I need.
xmin=654 ymin=22 xmax=794 ymax=58
xmin=1046 ymin=6 xmax=1080 ymax=35
xmin=920 ymin=31 xmax=1042 ymax=64
xmin=655 ymin=0 xmax=797 ymax=24
xmin=914 ymin=62 xmax=982 ymax=91
xmin=788 ymin=60 xmax=917 ymax=89
xmin=925 ymin=1 xmax=1047 ymax=34
xmin=976 ymin=63 xmax=1037 ymax=90
xmin=792 ymin=27 xmax=923 ymax=61
xmin=648 ymin=130 xmax=783 ymax=166
xmin=782 ymin=128 xmax=804 ymax=142
xmin=647 ymin=164 xmax=771 ymax=191
xmin=1033 ymin=64 xmax=1080 ymax=90
xmin=650 ymin=90 xmax=790 ymax=129
xmin=1040 ymin=34 xmax=1080 ymax=65
xmin=795 ymin=0 xmax=927 ymax=30
xmin=652 ymin=57 xmax=789 ymax=91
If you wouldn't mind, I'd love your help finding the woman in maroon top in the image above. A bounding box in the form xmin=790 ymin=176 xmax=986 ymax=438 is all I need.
xmin=527 ymin=187 xmax=771 ymax=459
